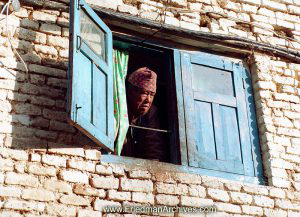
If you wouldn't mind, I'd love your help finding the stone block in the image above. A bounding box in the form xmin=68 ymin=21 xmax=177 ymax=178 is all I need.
xmin=47 ymin=77 xmax=67 ymax=88
xmin=42 ymin=154 xmax=66 ymax=167
xmin=0 ymin=147 xmax=28 ymax=161
xmin=207 ymin=189 xmax=230 ymax=202
xmin=30 ymin=117 xmax=50 ymax=128
xmin=128 ymin=170 xmax=151 ymax=179
xmin=46 ymin=203 xmax=76 ymax=216
xmin=20 ymin=19 xmax=39 ymax=30
xmin=110 ymin=163 xmax=125 ymax=177
xmin=77 ymin=210 xmax=102 ymax=217
xmin=288 ymin=5 xmax=300 ymax=15
xmin=74 ymin=184 xmax=106 ymax=197
xmin=59 ymin=49 xmax=69 ymax=58
xmin=156 ymin=194 xmax=179 ymax=206
xmin=29 ymin=64 xmax=66 ymax=78
xmin=241 ymin=205 xmax=263 ymax=215
xmin=0 ymin=211 xmax=22 ymax=217
xmin=118 ymin=4 xmax=138 ymax=15
xmin=67 ymin=159 xmax=95 ymax=172
xmin=262 ymin=0 xmax=287 ymax=11
xmin=230 ymin=192 xmax=253 ymax=204
xmin=91 ymin=176 xmax=119 ymax=189
xmin=31 ymin=96 xmax=56 ymax=106
xmin=253 ymin=195 xmax=274 ymax=208
xmin=131 ymin=192 xmax=154 ymax=204
xmin=14 ymin=162 xmax=26 ymax=173
xmin=85 ymin=149 xmax=101 ymax=161
xmin=264 ymin=208 xmax=288 ymax=217
xmin=95 ymin=164 xmax=113 ymax=175
xmin=175 ymin=173 xmax=202 ymax=185
xmin=202 ymin=176 xmax=224 ymax=189
xmin=156 ymin=182 xmax=188 ymax=195
xmin=242 ymin=185 xmax=269 ymax=195
xmin=28 ymin=163 xmax=56 ymax=176
xmin=5 ymin=172 xmax=39 ymax=187
xmin=86 ymin=0 xmax=122 ymax=10
xmin=180 ymin=21 xmax=200 ymax=31
xmin=0 ymin=172 xmax=4 ymax=183
xmin=35 ymin=44 xmax=58 ymax=56
xmin=14 ymin=103 xmax=41 ymax=115
xmin=4 ymin=199 xmax=45 ymax=212
xmin=62 ymin=27 xmax=69 ymax=37
xmin=255 ymin=81 xmax=276 ymax=91
xmin=215 ymin=202 xmax=241 ymax=214
xmin=57 ymin=17 xmax=69 ymax=27
xmin=44 ymin=179 xmax=72 ymax=194
xmin=108 ymin=189 xmax=131 ymax=201
xmin=22 ymin=188 xmax=55 ymax=202
xmin=49 ymin=120 xmax=76 ymax=133
xmin=93 ymin=199 xmax=121 ymax=211
xmin=59 ymin=194 xmax=90 ymax=206
xmin=258 ymin=7 xmax=276 ymax=17
xmin=188 ymin=184 xmax=206 ymax=197
xmin=35 ymin=129 xmax=58 ymax=140
xmin=30 ymin=74 xmax=45 ymax=85
xmin=0 ymin=186 xmax=22 ymax=197
xmin=40 ymin=23 xmax=61 ymax=35
xmin=60 ymin=170 xmax=89 ymax=184
xmin=180 ymin=196 xmax=214 ymax=207
xmin=17 ymin=28 xmax=47 ymax=44
xmin=14 ymin=8 xmax=28 ymax=18
xmin=48 ymin=35 xmax=69 ymax=49
xmin=48 ymin=143 xmax=84 ymax=157
xmin=120 ymin=178 xmax=153 ymax=192
xmin=224 ymin=182 xmax=242 ymax=191
xmin=32 ymin=11 xmax=57 ymax=22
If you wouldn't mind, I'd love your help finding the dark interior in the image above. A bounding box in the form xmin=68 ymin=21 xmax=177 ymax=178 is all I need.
xmin=113 ymin=39 xmax=178 ymax=163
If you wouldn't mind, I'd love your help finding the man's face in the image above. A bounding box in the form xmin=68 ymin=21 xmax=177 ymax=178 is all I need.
xmin=129 ymin=88 xmax=155 ymax=117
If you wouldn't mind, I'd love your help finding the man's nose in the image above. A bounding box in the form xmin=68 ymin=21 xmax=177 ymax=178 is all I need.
xmin=145 ymin=94 xmax=151 ymax=102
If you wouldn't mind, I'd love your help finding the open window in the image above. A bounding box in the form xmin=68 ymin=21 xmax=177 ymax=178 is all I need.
xmin=67 ymin=0 xmax=114 ymax=152
xmin=67 ymin=0 xmax=264 ymax=184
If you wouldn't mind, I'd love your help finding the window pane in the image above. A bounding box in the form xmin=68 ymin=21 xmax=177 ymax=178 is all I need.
xmin=80 ymin=10 xmax=106 ymax=61
xmin=192 ymin=64 xmax=234 ymax=96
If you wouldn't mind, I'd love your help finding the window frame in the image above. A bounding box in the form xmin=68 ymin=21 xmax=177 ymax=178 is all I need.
xmin=68 ymin=0 xmax=265 ymax=184
xmin=106 ymin=34 xmax=265 ymax=185
xmin=68 ymin=0 xmax=114 ymax=152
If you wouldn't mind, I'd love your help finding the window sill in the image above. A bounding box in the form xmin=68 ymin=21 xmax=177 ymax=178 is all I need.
xmin=101 ymin=155 xmax=265 ymax=185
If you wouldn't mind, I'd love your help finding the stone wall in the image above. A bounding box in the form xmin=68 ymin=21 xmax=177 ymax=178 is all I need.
xmin=0 ymin=0 xmax=299 ymax=216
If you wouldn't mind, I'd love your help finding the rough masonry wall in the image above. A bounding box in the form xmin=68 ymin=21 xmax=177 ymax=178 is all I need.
xmin=0 ymin=0 xmax=299 ymax=216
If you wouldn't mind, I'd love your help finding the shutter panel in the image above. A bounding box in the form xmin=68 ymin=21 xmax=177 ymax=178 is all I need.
xmin=181 ymin=52 xmax=255 ymax=176
xmin=68 ymin=0 xmax=114 ymax=151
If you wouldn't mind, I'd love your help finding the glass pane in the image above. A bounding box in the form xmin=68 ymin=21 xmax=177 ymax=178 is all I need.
xmin=80 ymin=10 xmax=106 ymax=61
xmin=192 ymin=64 xmax=234 ymax=96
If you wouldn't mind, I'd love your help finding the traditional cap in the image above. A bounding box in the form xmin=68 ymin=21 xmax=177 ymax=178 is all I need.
xmin=128 ymin=67 xmax=157 ymax=93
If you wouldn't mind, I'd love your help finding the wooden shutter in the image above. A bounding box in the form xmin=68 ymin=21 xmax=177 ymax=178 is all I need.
xmin=181 ymin=51 xmax=256 ymax=176
xmin=68 ymin=0 xmax=114 ymax=151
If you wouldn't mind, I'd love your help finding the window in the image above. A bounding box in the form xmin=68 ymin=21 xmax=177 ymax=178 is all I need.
xmin=68 ymin=0 xmax=264 ymax=184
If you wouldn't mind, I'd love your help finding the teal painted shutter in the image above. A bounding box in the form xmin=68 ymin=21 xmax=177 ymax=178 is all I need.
xmin=68 ymin=0 xmax=114 ymax=151
xmin=181 ymin=51 xmax=257 ymax=176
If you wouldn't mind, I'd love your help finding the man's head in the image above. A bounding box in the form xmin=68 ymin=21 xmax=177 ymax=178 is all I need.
xmin=126 ymin=67 xmax=157 ymax=117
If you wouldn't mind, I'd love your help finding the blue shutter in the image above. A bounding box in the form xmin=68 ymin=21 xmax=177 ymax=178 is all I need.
xmin=68 ymin=0 xmax=114 ymax=151
xmin=181 ymin=51 xmax=259 ymax=177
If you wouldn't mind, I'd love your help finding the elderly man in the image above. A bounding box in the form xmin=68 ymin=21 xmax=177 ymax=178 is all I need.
xmin=121 ymin=67 xmax=166 ymax=161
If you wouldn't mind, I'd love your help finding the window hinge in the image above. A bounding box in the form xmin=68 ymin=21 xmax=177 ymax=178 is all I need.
xmin=78 ymin=0 xmax=84 ymax=9
xmin=75 ymin=104 xmax=82 ymax=122
xmin=242 ymin=78 xmax=246 ymax=89
xmin=77 ymin=35 xmax=82 ymax=51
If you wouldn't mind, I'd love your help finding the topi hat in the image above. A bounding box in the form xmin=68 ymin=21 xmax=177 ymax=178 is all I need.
xmin=128 ymin=67 xmax=157 ymax=93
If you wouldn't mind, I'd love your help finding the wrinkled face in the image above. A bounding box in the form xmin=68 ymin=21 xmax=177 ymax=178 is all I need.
xmin=128 ymin=87 xmax=155 ymax=117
